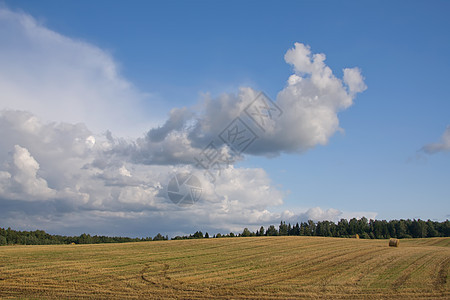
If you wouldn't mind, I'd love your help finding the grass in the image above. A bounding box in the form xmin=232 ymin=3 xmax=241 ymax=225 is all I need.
xmin=0 ymin=237 xmax=448 ymax=299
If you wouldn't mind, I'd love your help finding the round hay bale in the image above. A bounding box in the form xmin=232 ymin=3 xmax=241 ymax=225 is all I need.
xmin=389 ymin=238 xmax=399 ymax=247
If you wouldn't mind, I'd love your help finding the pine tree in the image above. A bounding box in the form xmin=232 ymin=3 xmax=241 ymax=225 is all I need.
xmin=259 ymin=226 xmax=265 ymax=236
xmin=279 ymin=221 xmax=288 ymax=236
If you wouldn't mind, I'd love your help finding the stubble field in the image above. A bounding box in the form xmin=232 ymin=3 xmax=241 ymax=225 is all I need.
xmin=0 ymin=236 xmax=448 ymax=299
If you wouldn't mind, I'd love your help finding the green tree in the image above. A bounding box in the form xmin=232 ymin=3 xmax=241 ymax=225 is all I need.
xmin=370 ymin=220 xmax=382 ymax=239
xmin=192 ymin=231 xmax=203 ymax=238
xmin=442 ymin=220 xmax=450 ymax=237
xmin=357 ymin=217 xmax=369 ymax=235
xmin=300 ymin=222 xmax=309 ymax=236
xmin=387 ymin=221 xmax=397 ymax=238
xmin=266 ymin=225 xmax=278 ymax=236
xmin=241 ymin=228 xmax=251 ymax=237
xmin=257 ymin=226 xmax=265 ymax=236
xmin=426 ymin=220 xmax=438 ymax=237
xmin=153 ymin=233 xmax=165 ymax=241
xmin=79 ymin=233 xmax=93 ymax=244
xmin=348 ymin=218 xmax=358 ymax=235
xmin=360 ymin=232 xmax=370 ymax=239
xmin=279 ymin=221 xmax=288 ymax=236
xmin=0 ymin=235 xmax=6 ymax=246
xmin=410 ymin=220 xmax=427 ymax=238
xmin=395 ymin=220 xmax=410 ymax=238
xmin=380 ymin=220 xmax=390 ymax=238
xmin=307 ymin=220 xmax=316 ymax=236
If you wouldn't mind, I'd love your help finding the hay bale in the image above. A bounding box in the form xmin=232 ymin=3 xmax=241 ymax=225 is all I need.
xmin=355 ymin=234 xmax=360 ymax=239
xmin=389 ymin=238 xmax=399 ymax=247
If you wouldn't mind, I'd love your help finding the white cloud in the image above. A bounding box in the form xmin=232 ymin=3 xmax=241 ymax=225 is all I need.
xmin=147 ymin=107 xmax=194 ymax=142
xmin=271 ymin=43 xmax=366 ymax=153
xmin=343 ymin=67 xmax=367 ymax=94
xmin=10 ymin=145 xmax=54 ymax=197
xmin=339 ymin=210 xmax=378 ymax=221
xmin=0 ymin=145 xmax=56 ymax=201
xmin=0 ymin=8 xmax=371 ymax=236
xmin=0 ymin=109 xmax=376 ymax=236
xmin=132 ymin=42 xmax=367 ymax=160
xmin=0 ymin=110 xmax=286 ymax=236
xmin=300 ymin=207 xmax=342 ymax=222
xmin=280 ymin=207 xmax=377 ymax=224
xmin=0 ymin=7 xmax=151 ymax=137
xmin=422 ymin=126 xmax=450 ymax=154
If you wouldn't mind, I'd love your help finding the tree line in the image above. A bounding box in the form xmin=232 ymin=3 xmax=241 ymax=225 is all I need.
xmin=0 ymin=227 xmax=167 ymax=246
xmin=1 ymin=218 xmax=448 ymax=246
xmin=173 ymin=218 xmax=449 ymax=240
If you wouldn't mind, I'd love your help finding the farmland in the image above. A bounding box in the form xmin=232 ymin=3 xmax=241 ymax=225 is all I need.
xmin=0 ymin=237 xmax=448 ymax=299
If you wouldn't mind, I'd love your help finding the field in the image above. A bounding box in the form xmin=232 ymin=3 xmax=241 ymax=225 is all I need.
xmin=0 ymin=237 xmax=449 ymax=299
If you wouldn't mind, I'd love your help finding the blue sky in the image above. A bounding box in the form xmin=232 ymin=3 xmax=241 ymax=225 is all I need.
xmin=0 ymin=1 xmax=449 ymax=236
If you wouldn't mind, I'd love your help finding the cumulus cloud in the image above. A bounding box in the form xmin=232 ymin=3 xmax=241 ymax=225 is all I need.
xmin=0 ymin=110 xmax=288 ymax=236
xmin=0 ymin=110 xmax=375 ymax=236
xmin=422 ymin=126 xmax=450 ymax=154
xmin=259 ymin=42 xmax=366 ymax=154
xmin=0 ymin=7 xmax=151 ymax=136
xmin=0 ymin=8 xmax=371 ymax=236
xmin=123 ymin=42 xmax=367 ymax=164
xmin=0 ymin=145 xmax=56 ymax=201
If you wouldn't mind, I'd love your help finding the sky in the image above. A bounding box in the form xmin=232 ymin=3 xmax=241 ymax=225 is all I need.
xmin=0 ymin=1 xmax=449 ymax=237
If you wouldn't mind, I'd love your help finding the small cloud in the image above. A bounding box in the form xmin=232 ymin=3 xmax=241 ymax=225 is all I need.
xmin=343 ymin=67 xmax=367 ymax=94
xmin=147 ymin=107 xmax=193 ymax=142
xmin=422 ymin=126 xmax=450 ymax=154
xmin=301 ymin=207 xmax=342 ymax=221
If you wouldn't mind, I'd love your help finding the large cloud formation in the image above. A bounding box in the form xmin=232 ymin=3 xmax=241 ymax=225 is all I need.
xmin=0 ymin=8 xmax=371 ymax=237
xmin=0 ymin=110 xmax=286 ymax=236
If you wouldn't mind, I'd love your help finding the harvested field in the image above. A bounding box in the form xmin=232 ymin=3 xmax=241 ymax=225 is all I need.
xmin=0 ymin=237 xmax=448 ymax=299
